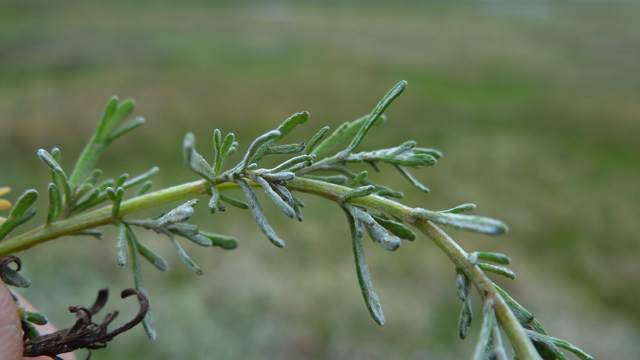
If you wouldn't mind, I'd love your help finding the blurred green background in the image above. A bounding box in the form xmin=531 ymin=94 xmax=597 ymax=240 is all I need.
xmin=1 ymin=1 xmax=639 ymax=359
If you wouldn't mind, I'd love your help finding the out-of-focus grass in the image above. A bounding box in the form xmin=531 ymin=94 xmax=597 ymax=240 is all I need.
xmin=1 ymin=1 xmax=639 ymax=359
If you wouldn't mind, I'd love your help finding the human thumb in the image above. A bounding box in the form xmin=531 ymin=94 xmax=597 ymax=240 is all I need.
xmin=0 ymin=283 xmax=24 ymax=360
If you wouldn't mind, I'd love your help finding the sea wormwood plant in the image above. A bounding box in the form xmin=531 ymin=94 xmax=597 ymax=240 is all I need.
xmin=0 ymin=81 xmax=592 ymax=359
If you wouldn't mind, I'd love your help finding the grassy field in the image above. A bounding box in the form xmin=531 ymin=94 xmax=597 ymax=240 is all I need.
xmin=1 ymin=1 xmax=639 ymax=359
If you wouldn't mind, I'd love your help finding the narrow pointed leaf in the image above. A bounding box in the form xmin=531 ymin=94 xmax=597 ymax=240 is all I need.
xmin=109 ymin=99 xmax=136 ymax=129
xmin=215 ymin=133 xmax=235 ymax=174
xmin=96 ymin=96 xmax=119 ymax=136
xmin=469 ymin=252 xmax=511 ymax=265
xmin=106 ymin=116 xmax=144 ymax=144
xmin=135 ymin=181 xmax=153 ymax=197
xmin=388 ymin=141 xmax=417 ymax=155
xmin=199 ymin=231 xmax=239 ymax=249
xmin=394 ymin=165 xmax=430 ymax=193
xmin=341 ymin=185 xmax=375 ymax=203
xmin=260 ymin=171 xmax=296 ymax=183
xmin=116 ymin=221 xmax=127 ymax=266
xmin=442 ymin=203 xmax=477 ymax=214
xmin=491 ymin=320 xmax=509 ymax=360
xmin=167 ymin=223 xmax=213 ymax=247
xmin=459 ymin=298 xmax=473 ymax=339
xmin=525 ymin=330 xmax=593 ymax=360
xmin=276 ymin=111 xmax=310 ymax=138
xmin=219 ymin=194 xmax=249 ymax=210
xmin=339 ymin=81 xmax=407 ymax=156
xmin=124 ymin=224 xmax=156 ymax=340
xmin=304 ymin=126 xmax=330 ymax=155
xmin=413 ymin=147 xmax=443 ymax=159
xmin=235 ymin=179 xmax=285 ymax=248
xmin=493 ymin=284 xmax=547 ymax=335
xmin=37 ymin=149 xmax=71 ymax=200
xmin=455 ymin=267 xmax=470 ymax=302
xmin=265 ymin=143 xmax=305 ymax=155
xmin=136 ymin=243 xmax=168 ymax=272
xmin=226 ymin=143 xmax=237 ymax=157
xmin=81 ymin=169 xmax=102 ymax=187
xmin=213 ymin=129 xmax=222 ymax=163
xmin=472 ymin=300 xmax=496 ymax=360
xmin=154 ymin=199 xmax=197 ymax=228
xmin=346 ymin=152 xmax=436 ymax=167
xmin=125 ymin=223 xmax=168 ymax=272
xmin=249 ymin=175 xmax=295 ymax=218
xmin=345 ymin=204 xmax=400 ymax=251
xmin=208 ymin=186 xmax=221 ymax=213
xmin=525 ymin=330 xmax=571 ymax=360
xmin=49 ymin=151 xmax=64 ymax=217
xmin=477 ymin=263 xmax=516 ymax=280
xmin=161 ymin=229 xmax=203 ymax=275
xmin=371 ymin=215 xmax=416 ymax=241
xmin=293 ymin=202 xmax=304 ymax=222
xmin=268 ymin=154 xmax=314 ymax=174
xmin=414 ymin=208 xmax=509 ymax=235
xmin=364 ymin=225 xmax=401 ymax=251
xmin=271 ymin=183 xmax=294 ymax=207
xmin=46 ymin=183 xmax=60 ymax=224
xmin=122 ymin=167 xmax=159 ymax=189
xmin=366 ymin=161 xmax=380 ymax=172
xmin=347 ymin=171 xmax=368 ymax=188
xmin=343 ymin=207 xmax=385 ymax=326
xmin=116 ymin=173 xmax=129 ymax=188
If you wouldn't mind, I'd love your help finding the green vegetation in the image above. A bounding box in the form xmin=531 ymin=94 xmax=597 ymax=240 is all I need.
xmin=1 ymin=1 xmax=638 ymax=359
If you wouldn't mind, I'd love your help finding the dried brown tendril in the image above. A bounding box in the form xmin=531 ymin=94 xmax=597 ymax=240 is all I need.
xmin=0 ymin=255 xmax=21 ymax=280
xmin=22 ymin=288 xmax=149 ymax=360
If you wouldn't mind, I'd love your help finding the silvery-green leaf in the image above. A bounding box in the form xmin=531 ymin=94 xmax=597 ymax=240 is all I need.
xmin=304 ymin=126 xmax=330 ymax=155
xmin=235 ymin=178 xmax=285 ymax=248
xmin=199 ymin=231 xmax=239 ymax=249
xmin=414 ymin=208 xmax=508 ymax=235
xmin=343 ymin=207 xmax=385 ymax=326
xmin=477 ymin=263 xmax=516 ymax=280
xmin=154 ymin=199 xmax=198 ymax=228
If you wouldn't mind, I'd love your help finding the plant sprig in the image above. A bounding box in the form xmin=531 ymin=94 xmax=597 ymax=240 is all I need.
xmin=0 ymin=81 xmax=592 ymax=360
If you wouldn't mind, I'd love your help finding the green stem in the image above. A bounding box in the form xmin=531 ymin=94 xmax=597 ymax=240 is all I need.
xmin=0 ymin=176 xmax=541 ymax=359
xmin=0 ymin=180 xmax=208 ymax=255
xmin=412 ymin=221 xmax=541 ymax=360
xmin=286 ymin=178 xmax=542 ymax=360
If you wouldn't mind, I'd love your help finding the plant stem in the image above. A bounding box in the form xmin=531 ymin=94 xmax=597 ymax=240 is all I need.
xmin=0 ymin=177 xmax=541 ymax=359
xmin=412 ymin=221 xmax=541 ymax=360
xmin=287 ymin=178 xmax=542 ymax=360
xmin=0 ymin=180 xmax=206 ymax=255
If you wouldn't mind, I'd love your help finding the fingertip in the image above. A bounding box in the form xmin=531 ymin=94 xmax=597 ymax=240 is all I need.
xmin=0 ymin=284 xmax=24 ymax=360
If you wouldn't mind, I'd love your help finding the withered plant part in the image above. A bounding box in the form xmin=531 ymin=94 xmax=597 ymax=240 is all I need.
xmin=22 ymin=288 xmax=149 ymax=360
